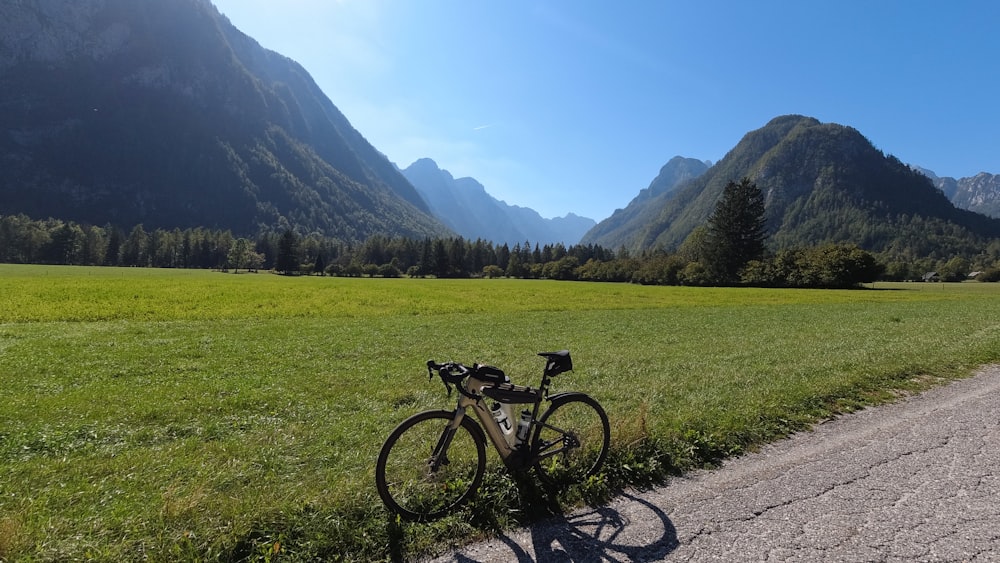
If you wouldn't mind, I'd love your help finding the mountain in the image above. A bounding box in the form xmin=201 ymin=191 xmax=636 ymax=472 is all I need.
xmin=0 ymin=0 xmax=451 ymax=241
xmin=582 ymin=115 xmax=1000 ymax=258
xmin=916 ymin=168 xmax=1000 ymax=219
xmin=951 ymin=173 xmax=1000 ymax=218
xmin=580 ymin=156 xmax=709 ymax=249
xmin=634 ymin=156 xmax=713 ymax=203
xmin=402 ymin=158 xmax=596 ymax=245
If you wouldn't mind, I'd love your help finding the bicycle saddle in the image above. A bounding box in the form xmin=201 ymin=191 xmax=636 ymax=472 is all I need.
xmin=538 ymin=350 xmax=572 ymax=376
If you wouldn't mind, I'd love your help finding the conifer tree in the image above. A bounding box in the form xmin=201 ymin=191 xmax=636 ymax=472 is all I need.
xmin=704 ymin=177 xmax=768 ymax=283
xmin=276 ymin=229 xmax=300 ymax=274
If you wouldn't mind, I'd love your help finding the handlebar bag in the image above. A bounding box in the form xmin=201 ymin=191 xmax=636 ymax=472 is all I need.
xmin=474 ymin=364 xmax=510 ymax=384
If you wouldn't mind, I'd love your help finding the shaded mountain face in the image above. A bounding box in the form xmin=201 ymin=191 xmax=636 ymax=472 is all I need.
xmin=0 ymin=0 xmax=450 ymax=240
xmin=583 ymin=115 xmax=1000 ymax=257
xmin=402 ymin=158 xmax=596 ymax=245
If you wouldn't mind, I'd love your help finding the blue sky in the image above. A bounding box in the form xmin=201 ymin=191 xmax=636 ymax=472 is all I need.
xmin=211 ymin=0 xmax=999 ymax=222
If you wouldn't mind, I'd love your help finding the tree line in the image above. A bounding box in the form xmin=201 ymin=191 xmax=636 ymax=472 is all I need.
xmin=3 ymin=179 xmax=999 ymax=287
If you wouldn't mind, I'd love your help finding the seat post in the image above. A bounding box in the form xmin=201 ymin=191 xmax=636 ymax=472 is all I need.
xmin=538 ymin=372 xmax=552 ymax=398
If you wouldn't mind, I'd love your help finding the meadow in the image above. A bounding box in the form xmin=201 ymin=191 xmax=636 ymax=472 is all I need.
xmin=1 ymin=264 xmax=999 ymax=561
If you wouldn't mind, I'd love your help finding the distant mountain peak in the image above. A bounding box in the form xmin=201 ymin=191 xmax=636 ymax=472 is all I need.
xmin=408 ymin=157 xmax=444 ymax=172
xmin=644 ymin=156 xmax=712 ymax=200
xmin=402 ymin=159 xmax=595 ymax=245
xmin=917 ymin=168 xmax=1000 ymax=219
xmin=765 ymin=114 xmax=821 ymax=128
xmin=579 ymin=155 xmax=709 ymax=247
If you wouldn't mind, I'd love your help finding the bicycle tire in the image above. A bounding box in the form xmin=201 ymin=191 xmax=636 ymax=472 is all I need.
xmin=375 ymin=409 xmax=486 ymax=521
xmin=531 ymin=393 xmax=610 ymax=486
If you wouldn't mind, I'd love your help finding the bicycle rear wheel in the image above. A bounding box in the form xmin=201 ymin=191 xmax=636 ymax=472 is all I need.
xmin=375 ymin=410 xmax=486 ymax=521
xmin=531 ymin=394 xmax=610 ymax=486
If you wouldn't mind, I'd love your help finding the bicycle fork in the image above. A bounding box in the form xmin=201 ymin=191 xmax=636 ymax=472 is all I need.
xmin=427 ymin=411 xmax=466 ymax=473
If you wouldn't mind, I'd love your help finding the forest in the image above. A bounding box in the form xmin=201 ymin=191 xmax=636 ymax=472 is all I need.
xmin=3 ymin=212 xmax=999 ymax=288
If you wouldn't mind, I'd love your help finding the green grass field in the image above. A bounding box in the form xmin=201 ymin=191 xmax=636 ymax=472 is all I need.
xmin=2 ymin=264 xmax=999 ymax=561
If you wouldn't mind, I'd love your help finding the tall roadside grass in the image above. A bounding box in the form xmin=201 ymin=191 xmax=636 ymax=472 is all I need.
xmin=1 ymin=264 xmax=998 ymax=560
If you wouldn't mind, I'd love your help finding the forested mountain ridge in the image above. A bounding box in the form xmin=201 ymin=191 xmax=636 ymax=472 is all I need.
xmin=0 ymin=0 xmax=451 ymax=241
xmin=402 ymin=158 xmax=596 ymax=245
xmin=583 ymin=115 xmax=1000 ymax=258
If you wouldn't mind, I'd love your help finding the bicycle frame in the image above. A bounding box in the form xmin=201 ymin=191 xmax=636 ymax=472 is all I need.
xmin=444 ymin=371 xmax=557 ymax=471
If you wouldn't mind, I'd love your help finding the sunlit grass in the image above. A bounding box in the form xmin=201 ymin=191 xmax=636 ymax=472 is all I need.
xmin=1 ymin=264 xmax=998 ymax=560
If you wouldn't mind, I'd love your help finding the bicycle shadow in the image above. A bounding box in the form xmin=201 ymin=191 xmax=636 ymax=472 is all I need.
xmin=448 ymin=492 xmax=679 ymax=562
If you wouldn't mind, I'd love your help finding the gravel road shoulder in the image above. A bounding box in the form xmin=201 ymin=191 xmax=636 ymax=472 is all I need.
xmin=430 ymin=365 xmax=1000 ymax=562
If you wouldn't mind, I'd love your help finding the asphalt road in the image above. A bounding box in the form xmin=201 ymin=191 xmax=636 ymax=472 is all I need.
xmin=429 ymin=365 xmax=1000 ymax=562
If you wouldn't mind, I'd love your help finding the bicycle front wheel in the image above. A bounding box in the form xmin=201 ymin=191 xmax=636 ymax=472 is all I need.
xmin=532 ymin=394 xmax=610 ymax=486
xmin=375 ymin=410 xmax=486 ymax=521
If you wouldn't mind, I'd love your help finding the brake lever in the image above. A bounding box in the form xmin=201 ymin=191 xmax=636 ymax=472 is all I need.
xmin=428 ymin=361 xmax=455 ymax=397
xmin=441 ymin=363 xmax=455 ymax=397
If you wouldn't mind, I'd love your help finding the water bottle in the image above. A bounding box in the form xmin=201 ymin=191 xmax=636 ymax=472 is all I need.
xmin=490 ymin=402 xmax=514 ymax=438
xmin=514 ymin=409 xmax=532 ymax=447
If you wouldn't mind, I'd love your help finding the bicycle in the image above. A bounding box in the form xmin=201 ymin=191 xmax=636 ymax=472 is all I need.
xmin=375 ymin=350 xmax=610 ymax=521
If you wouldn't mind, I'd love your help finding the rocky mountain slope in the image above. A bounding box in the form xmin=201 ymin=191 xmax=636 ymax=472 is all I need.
xmin=917 ymin=168 xmax=1000 ymax=219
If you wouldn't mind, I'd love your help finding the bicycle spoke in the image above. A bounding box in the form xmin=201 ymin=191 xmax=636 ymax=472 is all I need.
xmin=376 ymin=411 xmax=486 ymax=520
xmin=532 ymin=395 xmax=610 ymax=486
